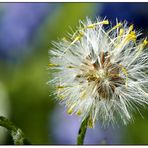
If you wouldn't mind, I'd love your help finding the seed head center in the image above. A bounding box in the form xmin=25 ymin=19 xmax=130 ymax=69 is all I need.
xmin=96 ymin=69 xmax=106 ymax=79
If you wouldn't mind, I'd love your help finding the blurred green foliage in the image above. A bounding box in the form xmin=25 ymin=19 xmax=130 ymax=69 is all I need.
xmin=0 ymin=3 xmax=97 ymax=144
xmin=123 ymin=110 xmax=148 ymax=144
xmin=0 ymin=3 xmax=148 ymax=145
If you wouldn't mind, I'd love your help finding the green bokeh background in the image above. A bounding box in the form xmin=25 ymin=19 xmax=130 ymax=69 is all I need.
xmin=0 ymin=3 xmax=148 ymax=144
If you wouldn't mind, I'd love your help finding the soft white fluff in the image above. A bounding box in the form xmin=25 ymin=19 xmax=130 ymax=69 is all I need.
xmin=48 ymin=17 xmax=148 ymax=127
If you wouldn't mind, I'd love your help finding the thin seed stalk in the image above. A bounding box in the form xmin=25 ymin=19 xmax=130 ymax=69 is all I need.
xmin=77 ymin=116 xmax=89 ymax=145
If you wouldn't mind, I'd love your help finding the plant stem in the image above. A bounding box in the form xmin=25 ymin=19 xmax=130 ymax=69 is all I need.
xmin=77 ymin=116 xmax=89 ymax=145
xmin=0 ymin=116 xmax=31 ymax=145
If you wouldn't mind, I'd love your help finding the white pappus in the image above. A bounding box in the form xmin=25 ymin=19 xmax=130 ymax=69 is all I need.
xmin=48 ymin=17 xmax=148 ymax=127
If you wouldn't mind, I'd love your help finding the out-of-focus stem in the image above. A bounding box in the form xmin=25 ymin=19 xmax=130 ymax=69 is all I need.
xmin=0 ymin=116 xmax=31 ymax=145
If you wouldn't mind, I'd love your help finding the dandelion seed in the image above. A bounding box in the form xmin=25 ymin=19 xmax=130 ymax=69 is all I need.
xmin=48 ymin=17 xmax=148 ymax=127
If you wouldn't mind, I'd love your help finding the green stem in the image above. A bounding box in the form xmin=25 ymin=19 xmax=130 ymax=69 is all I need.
xmin=77 ymin=116 xmax=89 ymax=145
xmin=0 ymin=116 xmax=31 ymax=145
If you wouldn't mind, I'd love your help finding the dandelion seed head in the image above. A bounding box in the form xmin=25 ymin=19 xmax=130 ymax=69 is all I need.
xmin=48 ymin=17 xmax=148 ymax=127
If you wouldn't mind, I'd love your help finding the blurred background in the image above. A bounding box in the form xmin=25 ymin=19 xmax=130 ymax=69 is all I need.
xmin=0 ymin=2 xmax=148 ymax=145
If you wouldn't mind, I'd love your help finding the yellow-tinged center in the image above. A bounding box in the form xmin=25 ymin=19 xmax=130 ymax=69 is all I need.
xmin=95 ymin=69 xmax=106 ymax=79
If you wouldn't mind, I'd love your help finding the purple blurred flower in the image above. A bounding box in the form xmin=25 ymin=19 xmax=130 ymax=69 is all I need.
xmin=0 ymin=3 xmax=55 ymax=60
xmin=49 ymin=105 xmax=122 ymax=144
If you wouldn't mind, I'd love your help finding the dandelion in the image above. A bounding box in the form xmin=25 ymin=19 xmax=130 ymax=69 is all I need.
xmin=48 ymin=17 xmax=148 ymax=128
